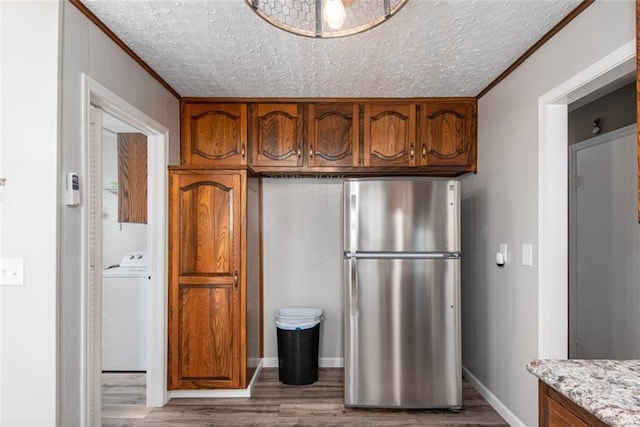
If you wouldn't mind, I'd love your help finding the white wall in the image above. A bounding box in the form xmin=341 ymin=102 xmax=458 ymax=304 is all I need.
xmin=460 ymin=1 xmax=635 ymax=425
xmin=0 ymin=2 xmax=60 ymax=426
xmin=262 ymin=178 xmax=344 ymax=365
xmin=101 ymin=129 xmax=146 ymax=267
xmin=59 ymin=3 xmax=179 ymax=425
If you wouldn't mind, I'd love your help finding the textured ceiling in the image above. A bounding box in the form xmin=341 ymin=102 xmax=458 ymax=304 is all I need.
xmin=80 ymin=0 xmax=583 ymax=98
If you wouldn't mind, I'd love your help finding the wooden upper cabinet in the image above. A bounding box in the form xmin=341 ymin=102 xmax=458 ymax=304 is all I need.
xmin=168 ymin=171 xmax=242 ymax=389
xmin=420 ymin=101 xmax=477 ymax=170
xmin=178 ymin=99 xmax=477 ymax=174
xmin=181 ymin=103 xmax=247 ymax=166
xmin=117 ymin=132 xmax=147 ymax=223
xmin=250 ymin=103 xmax=303 ymax=167
xmin=363 ymin=103 xmax=417 ymax=167
xmin=307 ymin=103 xmax=360 ymax=167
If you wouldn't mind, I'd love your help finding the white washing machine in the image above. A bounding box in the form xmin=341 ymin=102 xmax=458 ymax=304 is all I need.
xmin=102 ymin=251 xmax=147 ymax=371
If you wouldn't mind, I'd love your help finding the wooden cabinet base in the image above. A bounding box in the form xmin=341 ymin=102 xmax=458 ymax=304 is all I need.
xmin=538 ymin=382 xmax=607 ymax=427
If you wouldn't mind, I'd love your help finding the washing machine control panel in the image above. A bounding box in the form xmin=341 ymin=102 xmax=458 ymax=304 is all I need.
xmin=120 ymin=251 xmax=146 ymax=268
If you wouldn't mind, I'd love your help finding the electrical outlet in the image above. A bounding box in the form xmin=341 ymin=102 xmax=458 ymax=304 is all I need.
xmin=0 ymin=258 xmax=24 ymax=286
xmin=499 ymin=243 xmax=507 ymax=263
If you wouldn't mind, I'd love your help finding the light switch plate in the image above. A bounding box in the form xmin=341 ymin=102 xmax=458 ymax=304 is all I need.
xmin=0 ymin=258 xmax=24 ymax=285
xmin=522 ymin=244 xmax=533 ymax=266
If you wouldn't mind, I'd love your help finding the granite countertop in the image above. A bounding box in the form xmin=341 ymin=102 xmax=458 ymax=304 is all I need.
xmin=527 ymin=359 xmax=640 ymax=426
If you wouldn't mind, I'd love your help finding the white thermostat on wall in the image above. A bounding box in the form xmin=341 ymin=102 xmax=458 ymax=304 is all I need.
xmin=65 ymin=172 xmax=80 ymax=206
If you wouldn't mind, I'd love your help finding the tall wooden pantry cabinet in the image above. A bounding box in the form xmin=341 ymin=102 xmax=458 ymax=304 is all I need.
xmin=168 ymin=168 xmax=261 ymax=389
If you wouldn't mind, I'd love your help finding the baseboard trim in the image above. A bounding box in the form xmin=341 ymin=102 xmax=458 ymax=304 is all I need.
xmin=462 ymin=366 xmax=526 ymax=427
xmin=168 ymin=360 xmax=264 ymax=398
xmin=262 ymin=357 xmax=344 ymax=368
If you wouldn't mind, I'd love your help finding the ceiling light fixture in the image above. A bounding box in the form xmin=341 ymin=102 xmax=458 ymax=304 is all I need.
xmin=246 ymin=0 xmax=409 ymax=38
xmin=323 ymin=0 xmax=347 ymax=30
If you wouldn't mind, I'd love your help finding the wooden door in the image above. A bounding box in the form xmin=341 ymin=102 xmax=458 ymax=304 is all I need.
xmin=181 ymin=103 xmax=247 ymax=166
xmin=250 ymin=103 xmax=303 ymax=167
xmin=168 ymin=171 xmax=243 ymax=389
xmin=420 ymin=101 xmax=476 ymax=170
xmin=307 ymin=104 xmax=360 ymax=167
xmin=363 ymin=103 xmax=417 ymax=167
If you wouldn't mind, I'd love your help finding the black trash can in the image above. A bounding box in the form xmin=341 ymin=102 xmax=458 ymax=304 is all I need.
xmin=275 ymin=308 xmax=324 ymax=385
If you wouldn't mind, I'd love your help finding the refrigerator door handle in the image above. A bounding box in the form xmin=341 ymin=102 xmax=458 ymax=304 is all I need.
xmin=350 ymin=257 xmax=358 ymax=316
xmin=349 ymin=193 xmax=358 ymax=254
xmin=348 ymin=252 xmax=461 ymax=259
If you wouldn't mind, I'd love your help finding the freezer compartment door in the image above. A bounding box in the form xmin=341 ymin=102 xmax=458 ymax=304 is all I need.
xmin=344 ymin=257 xmax=461 ymax=408
xmin=344 ymin=178 xmax=460 ymax=254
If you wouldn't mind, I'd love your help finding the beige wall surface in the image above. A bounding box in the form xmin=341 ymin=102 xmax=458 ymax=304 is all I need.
xmin=58 ymin=3 xmax=179 ymax=425
xmin=461 ymin=1 xmax=635 ymax=426
xmin=262 ymin=178 xmax=344 ymax=364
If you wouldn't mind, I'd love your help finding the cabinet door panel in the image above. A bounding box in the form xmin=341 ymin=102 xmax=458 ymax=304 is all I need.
xmin=364 ymin=103 xmax=416 ymax=167
xmin=182 ymin=103 xmax=247 ymax=166
xmin=169 ymin=171 xmax=242 ymax=389
xmin=539 ymin=382 xmax=608 ymax=427
xmin=178 ymin=179 xmax=237 ymax=276
xmin=547 ymin=398 xmax=589 ymax=427
xmin=251 ymin=103 xmax=303 ymax=167
xmin=308 ymin=104 xmax=359 ymax=167
xmin=422 ymin=102 xmax=476 ymax=169
xmin=178 ymin=284 xmax=238 ymax=382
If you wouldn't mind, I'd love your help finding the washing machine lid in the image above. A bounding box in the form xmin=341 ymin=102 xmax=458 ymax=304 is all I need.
xmin=103 ymin=266 xmax=148 ymax=278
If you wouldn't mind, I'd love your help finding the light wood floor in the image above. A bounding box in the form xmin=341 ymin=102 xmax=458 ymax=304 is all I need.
xmin=103 ymin=369 xmax=508 ymax=426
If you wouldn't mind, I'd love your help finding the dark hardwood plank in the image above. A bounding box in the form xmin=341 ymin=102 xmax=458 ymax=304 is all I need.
xmin=102 ymin=369 xmax=509 ymax=426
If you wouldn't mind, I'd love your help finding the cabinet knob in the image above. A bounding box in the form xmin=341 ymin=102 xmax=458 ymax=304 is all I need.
xmin=241 ymin=144 xmax=246 ymax=159
xmin=410 ymin=143 xmax=415 ymax=160
xmin=422 ymin=144 xmax=426 ymax=158
xmin=234 ymin=271 xmax=238 ymax=289
xmin=297 ymin=147 xmax=302 ymax=158
xmin=309 ymin=146 xmax=313 ymax=159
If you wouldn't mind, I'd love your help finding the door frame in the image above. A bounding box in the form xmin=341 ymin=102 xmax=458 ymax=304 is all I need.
xmin=81 ymin=74 xmax=169 ymax=425
xmin=537 ymin=40 xmax=635 ymax=359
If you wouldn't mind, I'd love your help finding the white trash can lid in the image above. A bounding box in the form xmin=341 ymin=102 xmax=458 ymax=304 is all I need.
xmin=275 ymin=307 xmax=324 ymax=330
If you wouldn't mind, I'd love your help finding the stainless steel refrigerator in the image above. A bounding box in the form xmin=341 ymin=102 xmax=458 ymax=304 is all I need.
xmin=343 ymin=177 xmax=461 ymax=410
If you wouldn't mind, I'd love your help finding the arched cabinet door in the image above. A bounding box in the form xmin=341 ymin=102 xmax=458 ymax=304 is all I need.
xmin=181 ymin=103 xmax=247 ymax=166
xmin=168 ymin=170 xmax=243 ymax=390
xmin=420 ymin=101 xmax=477 ymax=171
xmin=308 ymin=103 xmax=360 ymax=167
xmin=363 ymin=103 xmax=417 ymax=167
xmin=250 ymin=103 xmax=303 ymax=168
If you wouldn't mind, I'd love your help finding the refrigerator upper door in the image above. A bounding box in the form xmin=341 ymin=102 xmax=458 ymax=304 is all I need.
xmin=344 ymin=178 xmax=460 ymax=254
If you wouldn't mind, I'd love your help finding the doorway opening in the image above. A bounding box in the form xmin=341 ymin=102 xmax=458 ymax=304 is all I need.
xmin=81 ymin=75 xmax=169 ymax=426
xmin=568 ymin=121 xmax=637 ymax=359
xmin=99 ymin=110 xmax=149 ymax=417
xmin=537 ymin=40 xmax=635 ymax=359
